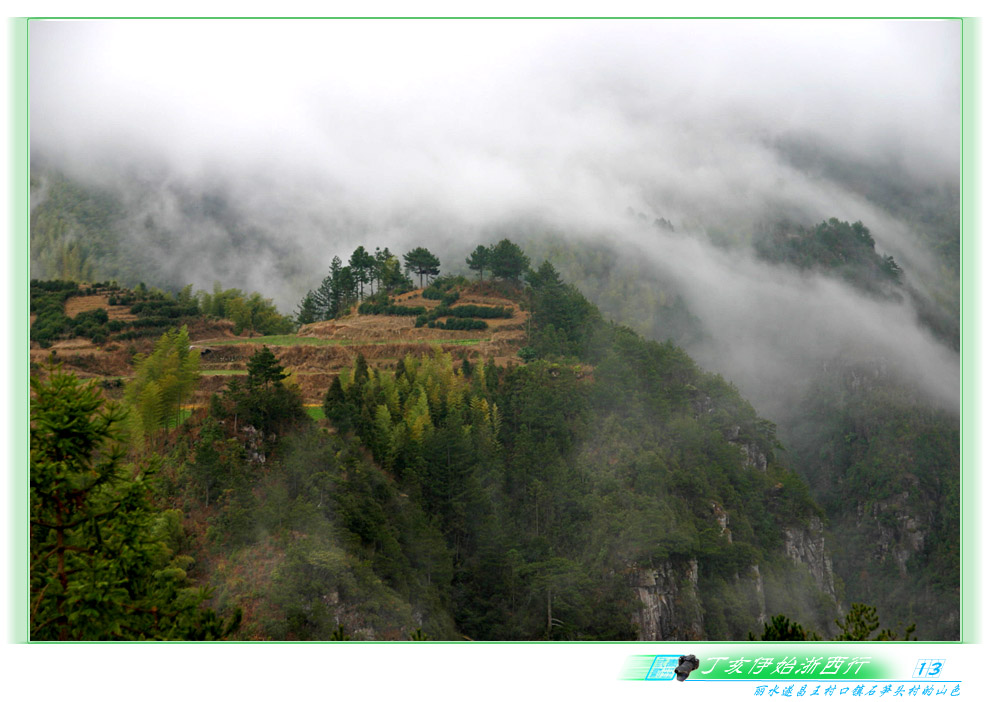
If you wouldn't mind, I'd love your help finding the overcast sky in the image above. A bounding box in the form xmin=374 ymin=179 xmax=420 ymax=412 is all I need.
xmin=31 ymin=19 xmax=959 ymax=213
xmin=28 ymin=18 xmax=962 ymax=416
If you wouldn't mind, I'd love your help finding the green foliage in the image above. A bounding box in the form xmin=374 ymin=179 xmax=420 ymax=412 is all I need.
xmin=309 ymin=256 xmax=350 ymax=321
xmin=315 ymin=288 xmax=827 ymax=640
xmin=517 ymin=346 xmax=538 ymax=362
xmin=403 ymin=247 xmax=442 ymax=287
xmin=834 ymin=602 xmax=916 ymax=641
xmin=130 ymin=299 xmax=200 ymax=318
xmin=760 ymin=602 xmax=917 ymax=642
xmin=756 ymin=218 xmax=903 ymax=294
xmin=180 ymin=416 xmax=458 ymax=640
xmin=358 ymin=299 xmax=426 ymax=316
xmin=447 ymin=304 xmax=512 ymax=319
xmin=523 ymin=236 xmax=705 ymax=349
xmin=123 ymin=326 xmax=200 ymax=446
xmin=247 ymin=346 xmax=289 ymax=389
xmin=421 ymin=275 xmax=464 ymax=299
xmin=299 ymin=248 xmax=416 ymax=325
xmin=189 ymin=415 xmax=246 ymax=506
xmin=525 ymin=260 xmax=601 ymax=359
xmin=30 ymin=173 xmax=121 ymax=283
xmin=784 ymin=367 xmax=959 ymax=638
xmin=30 ymin=280 xmax=126 ymax=347
xmin=466 ymin=245 xmax=491 ymax=280
xmin=197 ymin=284 xmax=294 ymax=335
xmin=220 ymin=347 xmax=305 ymax=437
xmin=488 ymin=239 xmax=530 ymax=282
xmin=295 ymin=290 xmax=321 ymax=325
xmin=431 ymin=318 xmax=488 ymax=331
xmin=375 ymin=247 xmax=409 ymax=293
xmin=349 ymin=245 xmax=377 ymax=299
xmin=752 ymin=614 xmax=821 ymax=641
xmin=30 ymin=367 xmax=234 ymax=640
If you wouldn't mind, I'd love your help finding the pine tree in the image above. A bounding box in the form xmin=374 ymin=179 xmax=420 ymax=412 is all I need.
xmin=247 ymin=346 xmax=288 ymax=390
xmin=488 ymin=239 xmax=530 ymax=282
xmin=31 ymin=367 xmax=236 ymax=640
xmin=403 ymin=247 xmax=442 ymax=287
xmin=296 ymin=290 xmax=320 ymax=325
xmin=349 ymin=246 xmax=376 ymax=299
xmin=466 ymin=245 xmax=491 ymax=281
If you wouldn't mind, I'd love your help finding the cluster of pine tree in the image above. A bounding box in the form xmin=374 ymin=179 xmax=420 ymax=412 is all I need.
xmin=306 ymin=258 xmax=837 ymax=639
xmin=296 ymin=238 xmax=533 ymax=326
xmin=295 ymin=246 xmax=428 ymax=324
xmin=465 ymin=239 xmax=531 ymax=282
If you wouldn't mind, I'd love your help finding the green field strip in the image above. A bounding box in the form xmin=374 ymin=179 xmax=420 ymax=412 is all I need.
xmin=304 ymin=406 xmax=327 ymax=421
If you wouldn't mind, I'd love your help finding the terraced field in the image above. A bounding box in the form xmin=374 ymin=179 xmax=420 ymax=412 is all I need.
xmin=35 ymin=285 xmax=528 ymax=407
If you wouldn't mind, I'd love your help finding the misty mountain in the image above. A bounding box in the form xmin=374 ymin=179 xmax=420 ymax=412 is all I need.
xmin=27 ymin=18 xmax=961 ymax=640
xmin=29 ymin=161 xmax=960 ymax=638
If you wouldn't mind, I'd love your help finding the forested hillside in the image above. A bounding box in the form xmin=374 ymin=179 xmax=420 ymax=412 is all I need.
xmin=524 ymin=217 xmax=960 ymax=640
xmin=30 ymin=245 xmax=878 ymax=640
xmin=28 ymin=160 xmax=959 ymax=639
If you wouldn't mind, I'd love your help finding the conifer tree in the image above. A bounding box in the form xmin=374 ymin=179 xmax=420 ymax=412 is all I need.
xmin=403 ymin=247 xmax=441 ymax=287
xmin=296 ymin=290 xmax=320 ymax=325
xmin=466 ymin=245 xmax=491 ymax=281
xmin=488 ymin=239 xmax=530 ymax=282
xmin=31 ymin=367 xmax=235 ymax=640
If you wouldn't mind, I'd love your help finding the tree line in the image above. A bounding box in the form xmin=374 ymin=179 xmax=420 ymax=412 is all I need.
xmin=295 ymin=239 xmax=532 ymax=325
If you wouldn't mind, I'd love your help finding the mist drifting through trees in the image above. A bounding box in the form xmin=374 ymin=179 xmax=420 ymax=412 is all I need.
xmin=27 ymin=18 xmax=962 ymax=645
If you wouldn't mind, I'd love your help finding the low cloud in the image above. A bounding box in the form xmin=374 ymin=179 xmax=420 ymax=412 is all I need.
xmin=29 ymin=18 xmax=960 ymax=413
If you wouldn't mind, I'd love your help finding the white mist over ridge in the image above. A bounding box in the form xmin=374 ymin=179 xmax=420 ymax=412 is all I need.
xmin=29 ymin=19 xmax=961 ymax=413
xmin=605 ymin=221 xmax=960 ymax=418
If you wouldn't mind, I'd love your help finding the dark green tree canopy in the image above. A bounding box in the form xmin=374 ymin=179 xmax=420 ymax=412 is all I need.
xmin=488 ymin=239 xmax=530 ymax=282
xmin=755 ymin=218 xmax=903 ymax=292
xmin=247 ymin=345 xmax=289 ymax=390
xmin=526 ymin=259 xmax=563 ymax=289
xmin=403 ymin=247 xmax=441 ymax=287
xmin=466 ymin=245 xmax=491 ymax=280
xmin=225 ymin=346 xmax=304 ymax=436
xmin=296 ymin=290 xmax=320 ymax=326
xmin=31 ymin=367 xmax=234 ymax=640
xmin=349 ymin=245 xmax=377 ymax=299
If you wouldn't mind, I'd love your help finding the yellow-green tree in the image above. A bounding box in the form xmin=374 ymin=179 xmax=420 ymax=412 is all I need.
xmin=124 ymin=326 xmax=200 ymax=446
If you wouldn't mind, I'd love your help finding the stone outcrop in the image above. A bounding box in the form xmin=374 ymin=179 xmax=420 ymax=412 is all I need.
xmin=784 ymin=516 xmax=837 ymax=600
xmin=856 ymin=493 xmax=927 ymax=576
xmin=630 ymin=558 xmax=705 ymax=640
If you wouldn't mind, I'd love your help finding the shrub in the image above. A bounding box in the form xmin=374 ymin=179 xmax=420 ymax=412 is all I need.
xmin=448 ymin=304 xmax=511 ymax=319
xmin=436 ymin=318 xmax=487 ymax=331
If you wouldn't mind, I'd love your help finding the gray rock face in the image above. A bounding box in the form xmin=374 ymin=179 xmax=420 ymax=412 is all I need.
xmin=784 ymin=516 xmax=837 ymax=600
xmin=630 ymin=558 xmax=705 ymax=640
xmin=711 ymin=501 xmax=733 ymax=543
xmin=749 ymin=564 xmax=767 ymax=625
xmin=630 ymin=514 xmax=839 ymax=639
xmin=856 ymin=494 xmax=927 ymax=576
xmin=739 ymin=442 xmax=768 ymax=471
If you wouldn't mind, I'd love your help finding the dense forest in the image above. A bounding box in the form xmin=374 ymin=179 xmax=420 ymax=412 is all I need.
xmin=29 ymin=271 xmax=834 ymax=640
xmin=28 ymin=162 xmax=959 ymax=641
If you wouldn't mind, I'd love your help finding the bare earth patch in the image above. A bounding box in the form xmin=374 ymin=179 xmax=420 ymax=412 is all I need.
xmin=64 ymin=294 xmax=137 ymax=322
xmin=40 ymin=286 xmax=528 ymax=407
